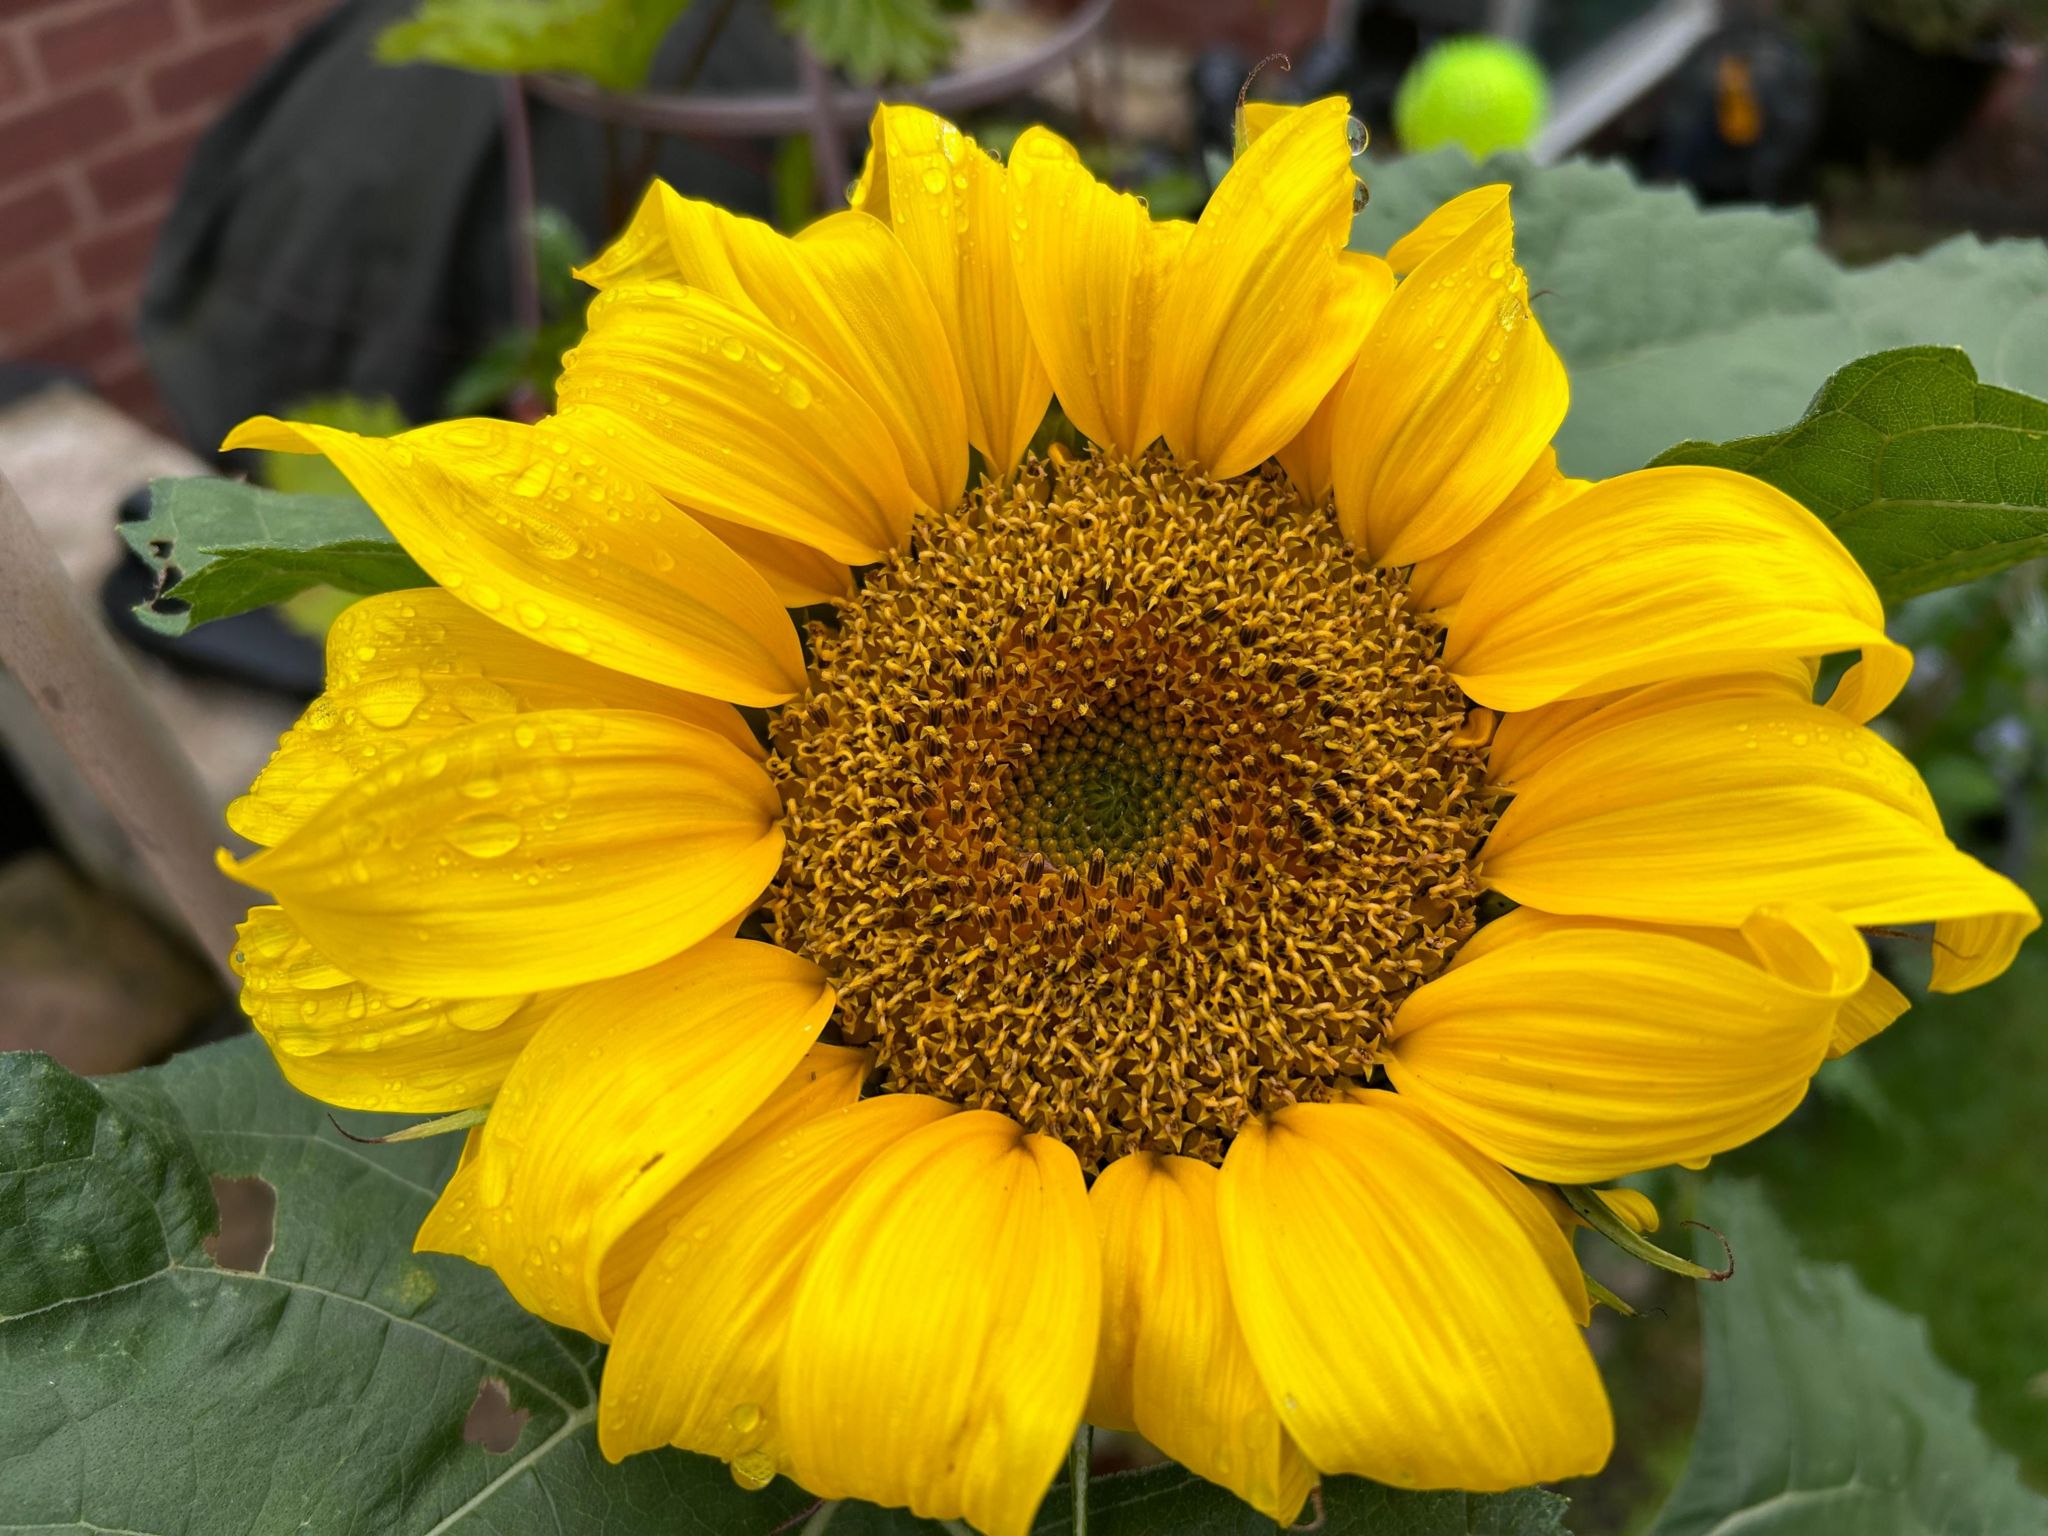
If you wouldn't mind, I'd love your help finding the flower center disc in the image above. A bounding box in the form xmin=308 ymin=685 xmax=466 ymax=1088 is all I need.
xmin=768 ymin=450 xmax=1495 ymax=1167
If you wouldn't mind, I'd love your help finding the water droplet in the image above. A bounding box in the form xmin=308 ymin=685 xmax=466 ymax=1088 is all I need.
xmin=920 ymin=165 xmax=949 ymax=196
xmin=357 ymin=675 xmax=427 ymax=729
xmin=516 ymin=601 xmax=548 ymax=629
xmin=782 ymin=378 xmax=812 ymax=410
xmin=731 ymin=1451 xmax=776 ymax=1490
xmin=1345 ymin=115 xmax=1370 ymax=155
xmin=448 ymin=815 xmax=523 ymax=859
xmin=1351 ymin=179 xmax=1370 ymax=214
xmin=728 ymin=1401 xmax=763 ymax=1434
xmin=718 ymin=335 xmax=746 ymax=363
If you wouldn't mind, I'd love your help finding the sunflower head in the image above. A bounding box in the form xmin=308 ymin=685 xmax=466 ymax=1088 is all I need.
xmin=220 ymin=96 xmax=2037 ymax=1536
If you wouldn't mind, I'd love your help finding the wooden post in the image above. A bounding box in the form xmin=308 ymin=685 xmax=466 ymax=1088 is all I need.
xmin=0 ymin=470 xmax=243 ymax=988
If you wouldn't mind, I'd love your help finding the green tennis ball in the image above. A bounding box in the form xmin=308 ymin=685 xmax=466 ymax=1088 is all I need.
xmin=1395 ymin=38 xmax=1550 ymax=159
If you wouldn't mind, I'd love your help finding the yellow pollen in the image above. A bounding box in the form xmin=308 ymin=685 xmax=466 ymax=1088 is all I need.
xmin=768 ymin=449 xmax=1496 ymax=1167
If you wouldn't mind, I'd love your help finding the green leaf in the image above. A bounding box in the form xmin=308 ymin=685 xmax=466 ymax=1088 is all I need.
xmin=376 ymin=0 xmax=694 ymax=93
xmin=1030 ymin=1464 xmax=1571 ymax=1535
xmin=1647 ymin=1181 xmax=2048 ymax=1536
xmin=2 ymin=1040 xmax=1576 ymax=1534
xmin=1350 ymin=152 xmax=2048 ymax=479
xmin=0 ymin=1036 xmax=819 ymax=1534
xmin=777 ymin=0 xmax=955 ymax=86
xmin=1651 ymin=346 xmax=2048 ymax=603
xmin=122 ymin=476 xmax=431 ymax=635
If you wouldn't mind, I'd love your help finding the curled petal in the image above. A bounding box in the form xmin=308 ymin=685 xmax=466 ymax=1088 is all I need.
xmin=1153 ymin=97 xmax=1370 ymax=478
xmin=414 ymin=939 xmax=835 ymax=1337
xmin=1217 ymin=1097 xmax=1610 ymax=1490
xmin=779 ymin=1111 xmax=1097 ymax=1536
xmin=1482 ymin=693 xmax=2039 ymax=990
xmin=1008 ymin=126 xmax=1190 ymax=459
xmin=224 ymin=709 xmax=783 ymax=997
xmin=1445 ymin=465 xmax=1908 ymax=717
xmin=851 ymin=104 xmax=1049 ymax=474
xmin=1089 ymin=1153 xmax=1316 ymax=1523
xmin=1333 ymin=185 xmax=1567 ymax=565
xmin=233 ymin=904 xmax=532 ymax=1111
xmin=556 ymin=281 xmax=920 ymax=563
xmin=223 ymin=416 xmax=803 ymax=706
xmin=1386 ymin=908 xmax=1862 ymax=1181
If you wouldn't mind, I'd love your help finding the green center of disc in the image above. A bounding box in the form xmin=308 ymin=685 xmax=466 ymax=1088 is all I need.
xmin=1010 ymin=710 xmax=1191 ymax=867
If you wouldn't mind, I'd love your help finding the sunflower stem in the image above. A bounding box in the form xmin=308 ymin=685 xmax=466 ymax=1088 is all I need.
xmin=1069 ymin=1424 xmax=1091 ymax=1535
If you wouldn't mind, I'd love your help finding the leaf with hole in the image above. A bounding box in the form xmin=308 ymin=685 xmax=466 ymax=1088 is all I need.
xmin=1647 ymin=1181 xmax=2048 ymax=1536
xmin=1651 ymin=347 xmax=2048 ymax=603
xmin=121 ymin=476 xmax=430 ymax=636
xmin=0 ymin=1037 xmax=1590 ymax=1533
xmin=0 ymin=1036 xmax=816 ymax=1534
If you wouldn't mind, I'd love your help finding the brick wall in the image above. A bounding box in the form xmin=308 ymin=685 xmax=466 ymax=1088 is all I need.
xmin=1 ymin=0 xmax=336 ymax=425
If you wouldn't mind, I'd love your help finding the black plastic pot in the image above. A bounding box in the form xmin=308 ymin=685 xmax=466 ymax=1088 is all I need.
xmin=1826 ymin=14 xmax=2008 ymax=164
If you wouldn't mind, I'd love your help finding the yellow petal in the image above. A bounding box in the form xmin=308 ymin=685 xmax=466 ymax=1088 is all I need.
xmin=1384 ymin=184 xmax=1503 ymax=275
xmin=1152 ymin=97 xmax=1370 ymax=478
xmin=687 ymin=509 xmax=851 ymax=607
xmin=414 ymin=938 xmax=835 ymax=1337
xmin=221 ymin=417 xmax=804 ymax=706
xmin=1088 ymin=1153 xmax=1316 ymax=1524
xmin=1235 ymin=100 xmax=1296 ymax=148
xmin=1274 ymin=253 xmax=1398 ymax=504
xmin=233 ymin=904 xmax=533 ymax=1111
xmin=851 ymin=104 xmax=1050 ymax=474
xmin=598 ymin=1092 xmax=956 ymax=1472
xmin=555 ymin=280 xmax=919 ymax=563
xmin=1217 ymin=1098 xmax=1610 ymax=1489
xmin=1404 ymin=447 xmax=1587 ymax=614
xmin=1445 ymin=465 xmax=1908 ymax=716
xmin=229 ymin=589 xmax=760 ymax=849
xmin=579 ymin=183 xmax=966 ymax=513
xmin=224 ymin=709 xmax=783 ymax=996
xmin=1008 ymin=127 xmax=1191 ymax=458
xmin=1385 ymin=908 xmax=1862 ymax=1181
xmin=1487 ymin=658 xmax=1816 ymax=791
xmin=1333 ymin=185 xmax=1567 ymax=565
xmin=595 ymin=1041 xmax=873 ymax=1324
xmin=1833 ymin=970 xmax=1910 ymax=1057
xmin=779 ymin=1111 xmax=1097 ymax=1536
xmin=1482 ymin=693 xmax=2040 ymax=989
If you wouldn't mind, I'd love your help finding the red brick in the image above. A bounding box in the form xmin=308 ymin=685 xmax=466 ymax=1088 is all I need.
xmin=0 ymin=86 xmax=136 ymax=175
xmin=70 ymin=206 xmax=161 ymax=290
xmin=146 ymin=28 xmax=269 ymax=116
xmin=191 ymin=0 xmax=286 ymax=23
xmin=0 ymin=181 xmax=77 ymax=265
xmin=0 ymin=255 xmax=65 ymax=344
xmin=83 ymin=123 xmax=198 ymax=214
xmin=32 ymin=0 xmax=181 ymax=88
xmin=26 ymin=308 xmax=130 ymax=373
xmin=0 ymin=34 xmax=30 ymax=99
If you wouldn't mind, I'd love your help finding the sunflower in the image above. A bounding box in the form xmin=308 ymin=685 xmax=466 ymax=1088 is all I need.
xmin=220 ymin=99 xmax=2037 ymax=1533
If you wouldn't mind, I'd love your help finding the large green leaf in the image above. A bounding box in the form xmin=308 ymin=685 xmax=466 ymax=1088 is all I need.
xmin=1653 ymin=347 xmax=2048 ymax=603
xmin=1 ymin=1038 xmax=1577 ymax=1534
xmin=376 ymin=0 xmax=693 ymax=93
xmin=1030 ymin=1464 xmax=1570 ymax=1535
xmin=1350 ymin=152 xmax=2048 ymax=479
xmin=1647 ymin=1181 xmax=2048 ymax=1536
xmin=0 ymin=1037 xmax=814 ymax=1534
xmin=122 ymin=477 xmax=429 ymax=636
